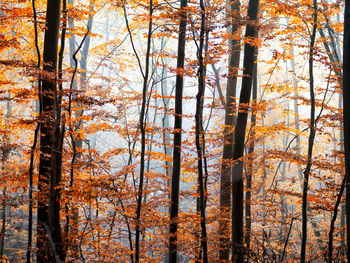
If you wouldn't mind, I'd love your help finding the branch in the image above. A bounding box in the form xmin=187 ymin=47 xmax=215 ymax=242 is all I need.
xmin=328 ymin=175 xmax=346 ymax=263
xmin=122 ymin=0 xmax=145 ymax=78
xmin=68 ymin=29 xmax=89 ymax=117
xmin=280 ymin=218 xmax=295 ymax=263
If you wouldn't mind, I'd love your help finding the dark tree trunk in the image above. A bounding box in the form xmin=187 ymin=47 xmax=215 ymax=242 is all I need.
xmin=160 ymin=54 xmax=172 ymax=185
xmin=231 ymin=0 xmax=259 ymax=261
xmin=219 ymin=1 xmax=241 ymax=261
xmin=300 ymin=1 xmax=317 ymax=262
xmin=37 ymin=0 xmax=64 ymax=261
xmin=168 ymin=0 xmax=187 ymax=261
xmin=343 ymin=0 xmax=350 ymax=261
xmin=134 ymin=1 xmax=153 ymax=261
xmin=64 ymin=0 xmax=94 ymax=258
xmin=290 ymin=45 xmax=324 ymax=253
xmin=80 ymin=0 xmax=93 ymax=88
xmin=28 ymin=0 xmax=41 ymax=262
xmin=194 ymin=0 xmax=208 ymax=261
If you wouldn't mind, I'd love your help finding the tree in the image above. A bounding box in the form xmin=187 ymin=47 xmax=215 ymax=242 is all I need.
xmin=37 ymin=0 xmax=65 ymax=261
xmin=0 ymin=0 xmax=347 ymax=261
xmin=300 ymin=0 xmax=317 ymax=261
xmin=231 ymin=0 xmax=259 ymax=260
xmin=169 ymin=0 xmax=188 ymax=261
xmin=194 ymin=0 xmax=208 ymax=260
xmin=219 ymin=1 xmax=241 ymax=260
xmin=343 ymin=0 xmax=350 ymax=260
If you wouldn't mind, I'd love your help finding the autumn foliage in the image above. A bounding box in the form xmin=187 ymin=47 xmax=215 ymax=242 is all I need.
xmin=0 ymin=0 xmax=347 ymax=262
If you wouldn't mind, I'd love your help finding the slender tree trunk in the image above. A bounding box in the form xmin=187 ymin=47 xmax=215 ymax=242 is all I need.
xmin=69 ymin=1 xmax=93 ymax=258
xmin=231 ymin=0 xmax=259 ymax=261
xmin=343 ymin=0 xmax=350 ymax=261
xmin=134 ymin=1 xmax=153 ymax=261
xmin=219 ymin=1 xmax=241 ymax=261
xmin=161 ymin=69 xmax=172 ymax=263
xmin=27 ymin=1 xmax=41 ymax=262
xmin=328 ymin=176 xmax=346 ymax=262
xmin=27 ymin=123 xmax=39 ymax=263
xmin=339 ymin=93 xmax=346 ymax=261
xmin=300 ymin=1 xmax=317 ymax=262
xmin=319 ymin=10 xmax=346 ymax=262
xmin=194 ymin=0 xmax=208 ymax=261
xmin=245 ymin=59 xmax=257 ymax=254
xmin=161 ymin=63 xmax=172 ymax=183
xmin=169 ymin=0 xmax=187 ymax=261
xmin=290 ymin=45 xmax=325 ymax=254
xmin=80 ymin=0 xmax=93 ymax=88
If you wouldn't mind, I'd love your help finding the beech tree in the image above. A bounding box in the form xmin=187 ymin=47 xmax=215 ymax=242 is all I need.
xmin=0 ymin=0 xmax=347 ymax=261
xmin=168 ymin=0 xmax=187 ymax=261
xmin=231 ymin=0 xmax=259 ymax=260
xmin=300 ymin=0 xmax=317 ymax=261
xmin=37 ymin=0 xmax=65 ymax=261
xmin=219 ymin=0 xmax=241 ymax=260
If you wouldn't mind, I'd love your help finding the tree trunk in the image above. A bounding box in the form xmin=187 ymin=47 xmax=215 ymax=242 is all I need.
xmin=161 ymin=58 xmax=172 ymax=186
xmin=37 ymin=0 xmax=64 ymax=261
xmin=133 ymin=1 xmax=153 ymax=261
xmin=300 ymin=1 xmax=317 ymax=261
xmin=168 ymin=0 xmax=187 ymax=261
xmin=28 ymin=2 xmax=41 ymax=262
xmin=219 ymin=1 xmax=241 ymax=261
xmin=65 ymin=0 xmax=94 ymax=258
xmin=195 ymin=0 xmax=208 ymax=261
xmin=231 ymin=0 xmax=259 ymax=261
xmin=343 ymin=0 xmax=350 ymax=260
xmin=245 ymin=59 xmax=257 ymax=254
xmin=290 ymin=45 xmax=325 ymax=254
xmin=339 ymin=93 xmax=346 ymax=261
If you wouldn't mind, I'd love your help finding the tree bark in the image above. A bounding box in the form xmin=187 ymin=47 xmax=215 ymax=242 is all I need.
xmin=219 ymin=1 xmax=241 ymax=261
xmin=245 ymin=59 xmax=257 ymax=254
xmin=194 ymin=0 xmax=208 ymax=261
xmin=168 ymin=0 xmax=187 ymax=261
xmin=37 ymin=0 xmax=64 ymax=261
xmin=343 ymin=0 xmax=350 ymax=260
xmin=65 ymin=0 xmax=94 ymax=258
xmin=300 ymin=1 xmax=317 ymax=262
xmin=27 ymin=0 xmax=41 ymax=262
xmin=231 ymin=0 xmax=259 ymax=261
xmin=133 ymin=1 xmax=153 ymax=261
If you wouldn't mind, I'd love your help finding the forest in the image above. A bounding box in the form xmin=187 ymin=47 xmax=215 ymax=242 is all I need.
xmin=0 ymin=0 xmax=350 ymax=262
